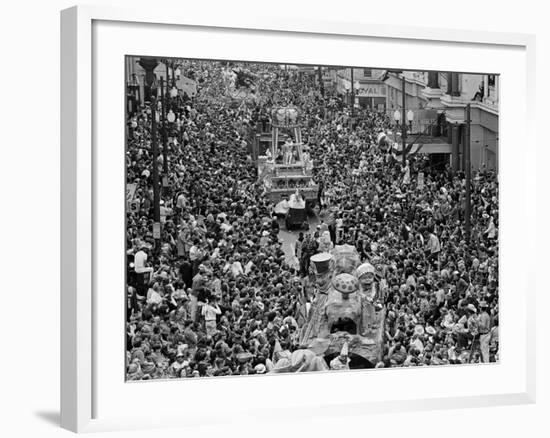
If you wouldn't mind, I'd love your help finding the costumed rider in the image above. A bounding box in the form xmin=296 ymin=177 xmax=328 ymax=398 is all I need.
xmin=355 ymin=262 xmax=384 ymax=311
xmin=309 ymin=252 xmax=333 ymax=296
xmin=288 ymin=189 xmax=305 ymax=209
xmin=330 ymin=342 xmax=350 ymax=371
xmin=282 ymin=138 xmax=294 ymax=165
xmin=303 ymin=145 xmax=312 ymax=170
xmin=266 ymin=147 xmax=273 ymax=162
xmin=298 ymin=252 xmax=333 ymax=345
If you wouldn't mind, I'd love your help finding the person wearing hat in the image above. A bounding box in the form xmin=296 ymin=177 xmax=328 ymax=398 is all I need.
xmin=457 ymin=304 xmax=478 ymax=352
xmin=301 ymin=233 xmax=319 ymax=276
xmin=309 ymin=252 xmax=333 ymax=293
xmin=330 ymin=342 xmax=350 ymax=371
xmin=169 ymin=350 xmax=189 ymax=377
xmin=477 ymin=300 xmax=492 ymax=363
xmin=355 ymin=262 xmax=377 ymax=302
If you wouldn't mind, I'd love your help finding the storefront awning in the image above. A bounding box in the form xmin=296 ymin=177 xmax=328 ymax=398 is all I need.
xmin=410 ymin=143 xmax=452 ymax=154
xmin=393 ymin=142 xmax=451 ymax=154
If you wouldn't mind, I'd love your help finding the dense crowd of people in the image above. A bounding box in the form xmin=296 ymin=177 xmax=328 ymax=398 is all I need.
xmin=125 ymin=60 xmax=499 ymax=380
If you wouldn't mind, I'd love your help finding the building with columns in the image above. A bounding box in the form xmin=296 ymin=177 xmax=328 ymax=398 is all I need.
xmin=423 ymin=71 xmax=499 ymax=172
xmin=384 ymin=70 xmax=428 ymax=112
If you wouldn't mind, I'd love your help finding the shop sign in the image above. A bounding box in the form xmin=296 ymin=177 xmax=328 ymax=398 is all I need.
xmin=153 ymin=222 xmax=161 ymax=239
xmin=357 ymin=85 xmax=386 ymax=97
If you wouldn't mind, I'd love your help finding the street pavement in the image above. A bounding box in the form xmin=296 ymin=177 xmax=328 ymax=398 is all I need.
xmin=278 ymin=214 xmax=320 ymax=267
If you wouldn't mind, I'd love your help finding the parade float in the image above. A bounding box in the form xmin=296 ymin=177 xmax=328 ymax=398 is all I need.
xmin=258 ymin=106 xmax=318 ymax=212
xmin=268 ymin=245 xmax=386 ymax=373
xmin=296 ymin=245 xmax=386 ymax=369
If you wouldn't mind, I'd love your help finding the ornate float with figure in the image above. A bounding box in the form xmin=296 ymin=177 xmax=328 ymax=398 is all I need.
xmin=267 ymin=245 xmax=386 ymax=373
xmin=298 ymin=245 xmax=386 ymax=369
xmin=258 ymin=106 xmax=318 ymax=210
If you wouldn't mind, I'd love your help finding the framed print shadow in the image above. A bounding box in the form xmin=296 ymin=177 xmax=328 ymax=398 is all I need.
xmin=61 ymin=5 xmax=536 ymax=433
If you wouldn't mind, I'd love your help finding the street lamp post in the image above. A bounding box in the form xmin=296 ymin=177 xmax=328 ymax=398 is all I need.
xmin=350 ymin=67 xmax=355 ymax=116
xmin=150 ymin=97 xmax=162 ymax=253
xmin=393 ymin=109 xmax=402 ymax=158
xmin=138 ymin=57 xmax=161 ymax=250
xmin=465 ymin=103 xmax=472 ymax=243
xmin=401 ymin=74 xmax=407 ymax=166
xmin=344 ymin=82 xmax=350 ymax=108
xmin=160 ymin=77 xmax=169 ymax=177
xmin=393 ymin=79 xmax=414 ymax=166
xmin=318 ymin=66 xmax=324 ymax=97
xmin=127 ymin=73 xmax=140 ymax=116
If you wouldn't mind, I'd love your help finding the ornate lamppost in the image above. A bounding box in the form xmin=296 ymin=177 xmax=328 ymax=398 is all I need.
xmin=138 ymin=57 xmax=162 ymax=249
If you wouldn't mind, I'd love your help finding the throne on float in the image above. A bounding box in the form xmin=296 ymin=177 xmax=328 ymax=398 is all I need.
xmin=260 ymin=106 xmax=317 ymax=206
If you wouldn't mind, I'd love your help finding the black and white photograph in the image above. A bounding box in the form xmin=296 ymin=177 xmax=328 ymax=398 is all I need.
xmin=125 ymin=57 xmax=499 ymax=380
xmin=4 ymin=0 xmax=549 ymax=434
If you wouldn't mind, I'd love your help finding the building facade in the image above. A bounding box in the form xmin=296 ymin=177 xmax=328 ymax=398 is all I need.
xmin=423 ymin=72 xmax=499 ymax=172
xmin=384 ymin=70 xmax=428 ymax=112
xmin=336 ymin=68 xmax=388 ymax=111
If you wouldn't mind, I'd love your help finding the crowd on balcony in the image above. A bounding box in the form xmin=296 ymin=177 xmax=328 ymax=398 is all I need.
xmin=125 ymin=60 xmax=499 ymax=380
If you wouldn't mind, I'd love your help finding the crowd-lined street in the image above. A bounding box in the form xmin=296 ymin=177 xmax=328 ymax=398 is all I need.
xmin=125 ymin=59 xmax=499 ymax=380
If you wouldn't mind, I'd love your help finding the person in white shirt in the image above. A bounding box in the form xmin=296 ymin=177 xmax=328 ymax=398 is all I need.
xmin=146 ymin=283 xmax=163 ymax=306
xmin=201 ymin=298 xmax=222 ymax=337
xmin=402 ymin=160 xmax=411 ymax=186
xmin=485 ymin=215 xmax=497 ymax=240
xmin=134 ymin=246 xmax=154 ymax=279
xmin=434 ymin=282 xmax=446 ymax=306
xmin=427 ymin=231 xmax=441 ymax=254
xmin=244 ymin=260 xmax=254 ymax=275
xmin=230 ymin=257 xmax=244 ymax=277
xmin=175 ymin=192 xmax=187 ymax=212
xmin=220 ymin=218 xmax=233 ymax=233
xmin=159 ymin=200 xmax=173 ymax=224
xmin=189 ymin=238 xmax=203 ymax=274
xmin=426 ymin=230 xmax=441 ymax=266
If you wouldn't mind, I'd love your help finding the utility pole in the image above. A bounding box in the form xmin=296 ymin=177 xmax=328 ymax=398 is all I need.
xmin=160 ymin=77 xmax=168 ymax=176
xmin=350 ymin=67 xmax=355 ymax=116
xmin=401 ymin=74 xmax=407 ymax=166
xmin=151 ymin=94 xmax=161 ymax=252
xmin=138 ymin=57 xmax=161 ymax=252
xmin=318 ymin=66 xmax=324 ymax=97
xmin=166 ymin=60 xmax=170 ymax=92
xmin=465 ymin=103 xmax=472 ymax=243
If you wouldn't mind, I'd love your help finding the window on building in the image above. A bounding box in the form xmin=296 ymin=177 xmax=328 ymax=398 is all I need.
xmin=488 ymin=74 xmax=496 ymax=87
xmin=363 ymin=69 xmax=372 ymax=77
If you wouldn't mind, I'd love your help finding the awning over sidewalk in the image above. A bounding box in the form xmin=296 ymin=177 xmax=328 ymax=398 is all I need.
xmin=392 ymin=138 xmax=452 ymax=154
xmin=410 ymin=143 xmax=452 ymax=154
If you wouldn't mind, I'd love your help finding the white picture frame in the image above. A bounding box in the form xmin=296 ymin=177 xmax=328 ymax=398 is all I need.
xmin=60 ymin=5 xmax=537 ymax=433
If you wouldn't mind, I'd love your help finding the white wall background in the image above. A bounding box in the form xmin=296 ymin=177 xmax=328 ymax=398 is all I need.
xmin=0 ymin=0 xmax=546 ymax=437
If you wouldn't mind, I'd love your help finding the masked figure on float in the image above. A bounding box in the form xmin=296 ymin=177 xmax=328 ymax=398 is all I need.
xmin=290 ymin=244 xmax=386 ymax=370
